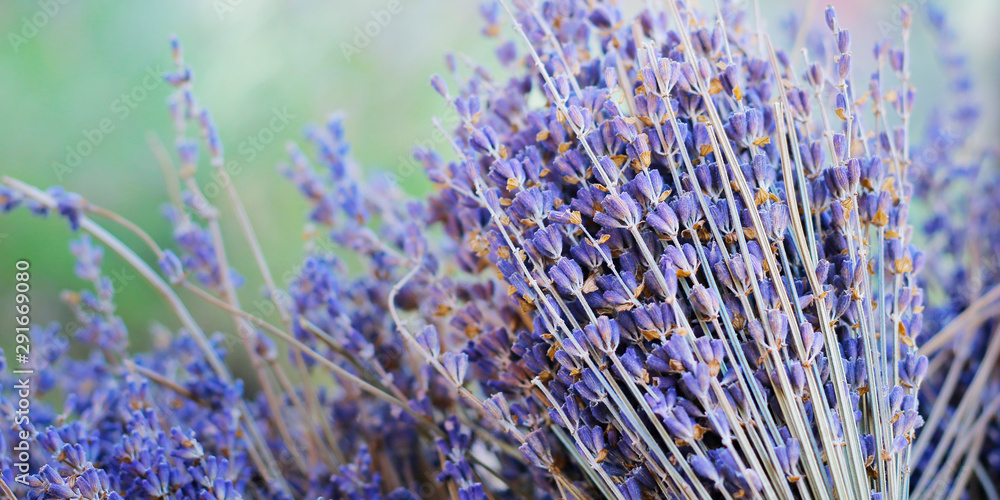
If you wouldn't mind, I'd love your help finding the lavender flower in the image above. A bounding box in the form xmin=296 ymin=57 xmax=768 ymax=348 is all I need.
xmin=1 ymin=1 xmax=997 ymax=499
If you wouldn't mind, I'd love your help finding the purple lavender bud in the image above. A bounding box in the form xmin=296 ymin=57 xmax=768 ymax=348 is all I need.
xmin=0 ymin=185 xmax=23 ymax=212
xmin=554 ymin=75 xmax=570 ymax=99
xmin=553 ymin=350 xmax=575 ymax=372
xmin=681 ymin=362 xmax=712 ymax=402
xmin=630 ymin=170 xmax=665 ymax=206
xmin=786 ymin=435 xmax=802 ymax=469
xmin=672 ymin=192 xmax=700 ymax=228
xmin=520 ymin=430 xmax=554 ymax=469
xmin=770 ymin=203 xmax=789 ymax=240
xmin=891 ymin=434 xmax=909 ymax=454
xmin=620 ymin=347 xmax=647 ymax=382
xmin=170 ymin=428 xmax=206 ymax=461
xmin=429 ymin=74 xmax=449 ymax=98
xmin=547 ymin=208 xmax=579 ymax=226
xmin=697 ymin=57 xmax=712 ymax=82
xmin=727 ymin=258 xmax=751 ymax=293
xmin=159 ymin=249 xmax=184 ymax=285
xmin=679 ymin=61 xmax=698 ymax=91
xmin=200 ymin=110 xmax=224 ymax=163
xmin=550 ymin=257 xmax=584 ymax=294
xmin=888 ymin=386 xmax=905 ymax=413
xmin=416 ymin=325 xmax=441 ymax=357
xmin=768 ymin=309 xmax=789 ymax=347
xmin=595 ymin=192 xmax=641 ymax=229
xmin=833 ymin=133 xmax=849 ymax=162
xmin=489 ymin=158 xmax=526 ymax=191
xmin=837 ymin=53 xmax=851 ymax=80
xmin=578 ymin=425 xmax=606 ymax=458
xmin=585 ymin=317 xmax=621 ymax=355
xmin=442 ymin=351 xmax=469 ymax=385
xmin=660 ymin=59 xmax=679 ymax=91
xmin=693 ymin=337 xmax=714 ymax=365
xmin=704 ymin=408 xmax=731 ymax=447
xmin=806 ymin=63 xmax=824 ymax=88
xmin=562 ymin=329 xmax=590 ymax=359
xmin=603 ymin=65 xmax=618 ymax=90
xmin=571 ymin=241 xmax=606 ymax=269
xmin=177 ymin=138 xmax=199 ymax=165
xmin=747 ymin=108 xmax=764 ymax=139
xmin=690 ymin=455 xmax=720 ymax=483
xmin=646 ymin=202 xmax=680 ymax=237
xmin=690 ymin=284 xmax=721 ymax=318
xmin=802 ymin=322 xmax=824 ymax=364
xmin=530 ymin=225 xmax=563 ymax=260
xmin=629 ymin=133 xmax=652 ymax=168
xmin=789 ymin=361 xmax=806 ymax=395
xmin=611 ymin=117 xmax=637 ymax=143
xmin=483 ymin=393 xmax=512 ymax=423
xmin=645 ymin=386 xmax=677 ymax=417
xmin=693 ymin=122 xmax=713 ymax=157
xmin=825 ymin=5 xmax=838 ymax=31
xmin=495 ymin=39 xmax=517 ymax=65
xmin=588 ymin=4 xmax=615 ymax=29
xmin=50 ymin=187 xmax=87 ymax=231
xmin=748 ymin=318 xmax=767 ymax=347
xmin=469 ymin=127 xmax=495 ymax=154
xmin=664 ymin=244 xmax=697 ymax=277
xmin=745 ymin=468 xmax=764 ymax=493
xmin=720 ymin=63 xmax=741 ymax=99
xmin=713 ymin=260 xmax=736 ymax=293
xmin=577 ymin=368 xmax=607 ymax=402
xmin=835 ymin=92 xmax=849 ymax=120
xmin=619 ymin=478 xmax=641 ymax=500
xmin=898 ymin=353 xmax=928 ymax=388
xmin=730 ymin=111 xmax=748 ymax=140
xmin=837 ymin=29 xmax=851 ymax=54
xmin=860 ymin=433 xmax=876 ymax=466
xmin=663 ymin=405 xmax=697 ymax=442
xmin=632 ymin=302 xmax=675 ymax=338
xmin=890 ymin=49 xmax=905 ymax=73
xmin=891 ymin=131 xmax=907 ymax=161
xmin=567 ymin=105 xmax=585 ymax=131
xmin=662 ymin=336 xmax=696 ymax=373
xmin=640 ymin=66 xmax=659 ymax=96
xmin=47 ymin=482 xmax=77 ymax=499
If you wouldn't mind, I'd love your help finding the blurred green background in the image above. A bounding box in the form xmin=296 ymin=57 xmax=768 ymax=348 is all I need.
xmin=0 ymin=0 xmax=996 ymax=375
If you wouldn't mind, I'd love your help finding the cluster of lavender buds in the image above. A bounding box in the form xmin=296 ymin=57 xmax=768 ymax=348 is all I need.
xmin=1 ymin=1 xmax=997 ymax=499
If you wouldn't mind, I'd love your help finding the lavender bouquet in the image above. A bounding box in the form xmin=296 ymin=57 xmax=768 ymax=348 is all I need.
xmin=1 ymin=1 xmax=997 ymax=499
